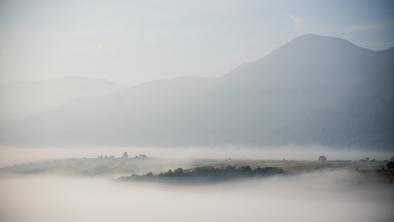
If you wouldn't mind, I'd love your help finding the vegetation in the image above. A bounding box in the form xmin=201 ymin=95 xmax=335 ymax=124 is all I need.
xmin=2 ymin=155 xmax=393 ymax=184
xmin=120 ymin=165 xmax=285 ymax=182
xmin=0 ymin=153 xmax=150 ymax=176
xmin=387 ymin=161 xmax=394 ymax=170
xmin=318 ymin=155 xmax=327 ymax=161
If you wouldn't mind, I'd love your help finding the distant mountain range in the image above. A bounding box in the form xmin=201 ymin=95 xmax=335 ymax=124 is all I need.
xmin=0 ymin=77 xmax=124 ymax=121
xmin=1 ymin=34 xmax=393 ymax=149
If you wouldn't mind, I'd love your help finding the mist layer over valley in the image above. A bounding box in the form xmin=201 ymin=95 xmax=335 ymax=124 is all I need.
xmin=1 ymin=147 xmax=393 ymax=222
xmin=1 ymin=169 xmax=393 ymax=222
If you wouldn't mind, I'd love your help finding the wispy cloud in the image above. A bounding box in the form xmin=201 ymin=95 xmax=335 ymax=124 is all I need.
xmin=288 ymin=15 xmax=303 ymax=32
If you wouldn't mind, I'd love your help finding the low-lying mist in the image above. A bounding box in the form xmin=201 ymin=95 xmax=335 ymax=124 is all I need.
xmin=0 ymin=147 xmax=393 ymax=222
xmin=0 ymin=170 xmax=393 ymax=222
xmin=1 ymin=145 xmax=392 ymax=167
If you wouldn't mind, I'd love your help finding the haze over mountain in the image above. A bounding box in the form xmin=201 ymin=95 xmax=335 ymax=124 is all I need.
xmin=0 ymin=77 xmax=124 ymax=121
xmin=1 ymin=34 xmax=393 ymax=149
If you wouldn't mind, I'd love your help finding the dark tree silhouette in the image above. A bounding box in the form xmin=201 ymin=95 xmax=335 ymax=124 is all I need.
xmin=387 ymin=161 xmax=394 ymax=169
xmin=318 ymin=155 xmax=327 ymax=161
xmin=122 ymin=152 xmax=129 ymax=158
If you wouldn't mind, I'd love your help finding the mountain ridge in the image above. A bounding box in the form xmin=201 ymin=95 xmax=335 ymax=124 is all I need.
xmin=1 ymin=34 xmax=393 ymax=149
xmin=0 ymin=76 xmax=125 ymax=121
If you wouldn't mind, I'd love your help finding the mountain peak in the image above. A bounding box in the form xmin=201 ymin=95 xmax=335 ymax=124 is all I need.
xmin=226 ymin=34 xmax=376 ymax=80
xmin=272 ymin=33 xmax=370 ymax=56
xmin=291 ymin=33 xmax=355 ymax=45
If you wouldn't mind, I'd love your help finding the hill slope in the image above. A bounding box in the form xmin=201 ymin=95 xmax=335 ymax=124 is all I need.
xmin=1 ymin=34 xmax=393 ymax=149
xmin=0 ymin=77 xmax=124 ymax=121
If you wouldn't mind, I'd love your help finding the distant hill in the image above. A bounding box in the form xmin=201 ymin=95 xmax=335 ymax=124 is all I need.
xmin=0 ymin=77 xmax=124 ymax=121
xmin=1 ymin=34 xmax=393 ymax=149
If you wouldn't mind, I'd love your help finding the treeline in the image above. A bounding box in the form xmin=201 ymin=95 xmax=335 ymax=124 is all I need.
xmin=123 ymin=165 xmax=285 ymax=182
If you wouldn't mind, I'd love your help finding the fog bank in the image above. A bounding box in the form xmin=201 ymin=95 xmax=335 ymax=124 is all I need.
xmin=0 ymin=170 xmax=393 ymax=222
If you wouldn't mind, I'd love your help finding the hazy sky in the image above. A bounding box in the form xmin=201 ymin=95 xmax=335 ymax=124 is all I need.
xmin=1 ymin=0 xmax=393 ymax=86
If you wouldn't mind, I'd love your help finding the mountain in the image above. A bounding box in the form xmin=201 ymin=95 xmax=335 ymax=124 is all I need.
xmin=0 ymin=77 xmax=124 ymax=121
xmin=1 ymin=34 xmax=393 ymax=149
xmin=287 ymin=68 xmax=394 ymax=148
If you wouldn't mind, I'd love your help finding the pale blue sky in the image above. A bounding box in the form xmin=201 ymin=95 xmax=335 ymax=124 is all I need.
xmin=1 ymin=0 xmax=393 ymax=85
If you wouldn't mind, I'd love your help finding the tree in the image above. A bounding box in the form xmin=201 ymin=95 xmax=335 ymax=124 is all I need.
xmin=239 ymin=166 xmax=252 ymax=172
xmin=387 ymin=161 xmax=394 ymax=170
xmin=173 ymin=168 xmax=184 ymax=176
xmin=318 ymin=155 xmax=327 ymax=161
xmin=122 ymin=152 xmax=129 ymax=158
xmin=135 ymin=154 xmax=148 ymax=159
